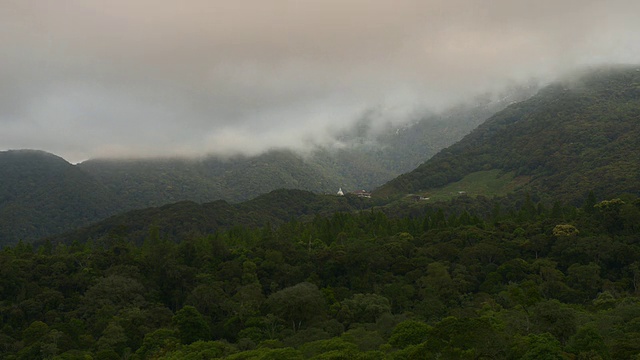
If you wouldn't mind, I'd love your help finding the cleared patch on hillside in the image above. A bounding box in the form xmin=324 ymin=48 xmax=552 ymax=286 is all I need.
xmin=410 ymin=170 xmax=529 ymax=201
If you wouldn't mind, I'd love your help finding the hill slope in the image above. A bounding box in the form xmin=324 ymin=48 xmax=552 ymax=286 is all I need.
xmin=375 ymin=65 xmax=640 ymax=203
xmin=79 ymin=150 xmax=342 ymax=207
xmin=0 ymin=150 xmax=119 ymax=244
xmin=49 ymin=189 xmax=370 ymax=245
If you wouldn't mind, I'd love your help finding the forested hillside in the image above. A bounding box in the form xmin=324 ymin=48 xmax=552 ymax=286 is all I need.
xmin=0 ymin=150 xmax=119 ymax=245
xmin=49 ymin=190 xmax=372 ymax=246
xmin=376 ymin=65 xmax=640 ymax=204
xmin=78 ymin=151 xmax=342 ymax=209
xmin=2 ymin=192 xmax=640 ymax=359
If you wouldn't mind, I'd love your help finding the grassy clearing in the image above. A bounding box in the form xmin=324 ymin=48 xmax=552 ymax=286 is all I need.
xmin=410 ymin=170 xmax=529 ymax=202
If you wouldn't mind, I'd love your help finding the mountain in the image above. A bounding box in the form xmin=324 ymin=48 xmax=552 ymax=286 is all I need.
xmin=78 ymin=150 xmax=342 ymax=207
xmin=318 ymin=82 xmax=538 ymax=182
xmin=48 ymin=189 xmax=371 ymax=245
xmin=0 ymin=150 xmax=119 ymax=244
xmin=375 ymin=65 xmax=640 ymax=204
xmin=1 ymin=149 xmax=349 ymax=245
xmin=78 ymin=86 xmax=536 ymax=207
xmin=0 ymin=84 xmax=534 ymax=246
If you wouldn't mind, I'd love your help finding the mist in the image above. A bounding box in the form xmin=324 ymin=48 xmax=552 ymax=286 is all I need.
xmin=2 ymin=0 xmax=639 ymax=163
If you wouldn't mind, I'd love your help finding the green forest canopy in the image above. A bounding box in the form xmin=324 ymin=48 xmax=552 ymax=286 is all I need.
xmin=2 ymin=191 xmax=640 ymax=359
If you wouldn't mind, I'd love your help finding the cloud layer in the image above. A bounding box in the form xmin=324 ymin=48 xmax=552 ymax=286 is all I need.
xmin=2 ymin=0 xmax=640 ymax=162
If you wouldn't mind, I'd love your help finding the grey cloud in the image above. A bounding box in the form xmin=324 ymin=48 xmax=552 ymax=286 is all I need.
xmin=2 ymin=0 xmax=640 ymax=162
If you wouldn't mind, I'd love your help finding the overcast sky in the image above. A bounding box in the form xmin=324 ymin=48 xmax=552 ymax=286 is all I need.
xmin=2 ymin=0 xmax=639 ymax=163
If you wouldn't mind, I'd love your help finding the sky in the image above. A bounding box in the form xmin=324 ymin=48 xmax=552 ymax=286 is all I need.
xmin=2 ymin=0 xmax=640 ymax=163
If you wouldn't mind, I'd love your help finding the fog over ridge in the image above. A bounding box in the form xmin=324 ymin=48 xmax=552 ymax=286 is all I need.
xmin=2 ymin=0 xmax=639 ymax=163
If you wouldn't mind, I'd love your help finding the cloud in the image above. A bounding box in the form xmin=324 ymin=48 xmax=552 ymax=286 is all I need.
xmin=2 ymin=0 xmax=639 ymax=162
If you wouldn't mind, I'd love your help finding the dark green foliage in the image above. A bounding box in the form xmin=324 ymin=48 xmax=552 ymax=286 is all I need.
xmin=266 ymin=282 xmax=326 ymax=331
xmin=338 ymin=293 xmax=391 ymax=325
xmin=518 ymin=333 xmax=564 ymax=360
xmin=173 ymin=306 xmax=211 ymax=344
xmin=48 ymin=189 xmax=368 ymax=245
xmin=388 ymin=320 xmax=431 ymax=348
xmin=0 ymin=150 xmax=119 ymax=245
xmin=135 ymin=328 xmax=179 ymax=359
xmin=567 ymin=326 xmax=610 ymax=359
xmin=298 ymin=338 xmax=358 ymax=358
xmin=2 ymin=191 xmax=640 ymax=358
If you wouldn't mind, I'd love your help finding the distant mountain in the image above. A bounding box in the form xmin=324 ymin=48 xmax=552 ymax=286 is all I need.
xmin=78 ymin=85 xmax=536 ymax=207
xmin=375 ymin=65 xmax=640 ymax=204
xmin=78 ymin=150 xmax=342 ymax=207
xmin=0 ymin=150 xmax=119 ymax=244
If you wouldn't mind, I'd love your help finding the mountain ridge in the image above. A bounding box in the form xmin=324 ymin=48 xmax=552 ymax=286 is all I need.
xmin=374 ymin=65 xmax=640 ymax=204
xmin=46 ymin=189 xmax=371 ymax=246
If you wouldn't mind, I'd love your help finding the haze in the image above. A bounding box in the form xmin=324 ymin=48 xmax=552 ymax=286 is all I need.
xmin=2 ymin=0 xmax=639 ymax=163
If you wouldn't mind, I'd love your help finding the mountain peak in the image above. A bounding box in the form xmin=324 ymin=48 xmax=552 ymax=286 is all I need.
xmin=1 ymin=149 xmax=70 ymax=164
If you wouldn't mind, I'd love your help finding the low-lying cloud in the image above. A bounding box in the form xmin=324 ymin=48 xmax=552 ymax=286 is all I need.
xmin=2 ymin=0 xmax=639 ymax=163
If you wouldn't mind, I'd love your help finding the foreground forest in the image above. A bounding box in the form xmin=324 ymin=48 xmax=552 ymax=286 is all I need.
xmin=2 ymin=192 xmax=640 ymax=359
